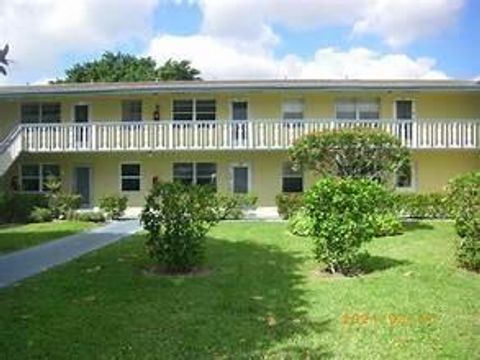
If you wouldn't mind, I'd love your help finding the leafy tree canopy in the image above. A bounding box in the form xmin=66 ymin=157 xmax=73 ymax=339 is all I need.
xmin=289 ymin=128 xmax=410 ymax=184
xmin=54 ymin=52 xmax=201 ymax=83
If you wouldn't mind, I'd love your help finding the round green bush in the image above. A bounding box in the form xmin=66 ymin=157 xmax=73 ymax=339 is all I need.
xmin=141 ymin=182 xmax=220 ymax=273
xmin=29 ymin=207 xmax=54 ymax=223
xmin=287 ymin=208 xmax=314 ymax=237
xmin=305 ymin=177 xmax=389 ymax=275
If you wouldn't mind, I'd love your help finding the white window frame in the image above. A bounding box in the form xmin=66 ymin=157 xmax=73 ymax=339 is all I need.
xmin=393 ymin=98 xmax=416 ymax=120
xmin=230 ymin=99 xmax=250 ymax=121
xmin=282 ymin=98 xmax=305 ymax=121
xmin=172 ymin=162 xmax=217 ymax=187
xmin=120 ymin=163 xmax=142 ymax=192
xmin=121 ymin=100 xmax=143 ymax=122
xmin=281 ymin=162 xmax=304 ymax=193
xmin=230 ymin=162 xmax=252 ymax=194
xmin=19 ymin=163 xmax=60 ymax=193
xmin=171 ymin=98 xmax=217 ymax=122
xmin=19 ymin=102 xmax=62 ymax=124
xmin=71 ymin=102 xmax=93 ymax=123
xmin=335 ymin=99 xmax=380 ymax=120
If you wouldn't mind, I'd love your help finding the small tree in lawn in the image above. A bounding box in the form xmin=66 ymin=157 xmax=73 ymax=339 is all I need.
xmin=305 ymin=177 xmax=390 ymax=275
xmin=141 ymin=182 xmax=220 ymax=273
xmin=289 ymin=128 xmax=410 ymax=183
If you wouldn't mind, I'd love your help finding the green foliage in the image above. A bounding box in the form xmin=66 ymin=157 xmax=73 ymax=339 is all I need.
xmin=275 ymin=193 xmax=304 ymax=219
xmin=99 ymin=195 xmax=128 ymax=220
xmin=158 ymin=59 xmax=201 ymax=81
xmin=141 ymin=182 xmax=220 ymax=273
xmin=305 ymin=177 xmax=389 ymax=275
xmin=45 ymin=177 xmax=82 ymax=219
xmin=289 ymin=128 xmax=410 ymax=183
xmin=54 ymin=52 xmax=201 ymax=83
xmin=216 ymin=194 xmax=258 ymax=220
xmin=68 ymin=211 xmax=106 ymax=223
xmin=0 ymin=192 xmax=48 ymax=223
xmin=394 ymin=192 xmax=452 ymax=219
xmin=287 ymin=208 xmax=314 ymax=237
xmin=29 ymin=207 xmax=54 ymax=223
xmin=447 ymin=171 xmax=480 ymax=272
xmin=373 ymin=212 xmax=404 ymax=237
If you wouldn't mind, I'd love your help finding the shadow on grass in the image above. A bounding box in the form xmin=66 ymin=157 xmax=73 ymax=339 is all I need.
xmin=359 ymin=255 xmax=411 ymax=274
xmin=402 ymin=221 xmax=435 ymax=232
xmin=133 ymin=236 xmax=334 ymax=358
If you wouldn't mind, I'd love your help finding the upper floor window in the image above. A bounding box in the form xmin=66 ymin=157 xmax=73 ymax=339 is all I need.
xmin=173 ymin=162 xmax=217 ymax=189
xmin=121 ymin=163 xmax=141 ymax=191
xmin=395 ymin=100 xmax=414 ymax=120
xmin=122 ymin=100 xmax=142 ymax=122
xmin=282 ymin=99 xmax=304 ymax=120
xmin=21 ymin=103 xmax=61 ymax=123
xmin=21 ymin=164 xmax=60 ymax=192
xmin=282 ymin=162 xmax=303 ymax=193
xmin=172 ymin=99 xmax=216 ymax=121
xmin=336 ymin=100 xmax=379 ymax=120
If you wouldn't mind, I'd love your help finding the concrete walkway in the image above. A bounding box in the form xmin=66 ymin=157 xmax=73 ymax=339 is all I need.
xmin=0 ymin=219 xmax=141 ymax=289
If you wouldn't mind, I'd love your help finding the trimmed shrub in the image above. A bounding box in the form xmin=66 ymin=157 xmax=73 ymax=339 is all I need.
xmin=394 ymin=192 xmax=451 ymax=219
xmin=216 ymin=194 xmax=258 ymax=220
xmin=374 ymin=212 xmax=404 ymax=237
xmin=99 ymin=194 xmax=128 ymax=220
xmin=287 ymin=208 xmax=314 ymax=237
xmin=275 ymin=193 xmax=304 ymax=219
xmin=29 ymin=207 xmax=54 ymax=223
xmin=447 ymin=171 xmax=480 ymax=272
xmin=141 ymin=182 xmax=220 ymax=273
xmin=69 ymin=211 xmax=106 ymax=223
xmin=305 ymin=177 xmax=389 ymax=275
xmin=0 ymin=193 xmax=48 ymax=223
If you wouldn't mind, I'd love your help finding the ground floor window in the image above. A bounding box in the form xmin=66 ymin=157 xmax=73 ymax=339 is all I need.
xmin=173 ymin=162 xmax=217 ymax=189
xmin=396 ymin=162 xmax=414 ymax=189
xmin=121 ymin=163 xmax=141 ymax=191
xmin=282 ymin=162 xmax=303 ymax=193
xmin=20 ymin=164 xmax=60 ymax=192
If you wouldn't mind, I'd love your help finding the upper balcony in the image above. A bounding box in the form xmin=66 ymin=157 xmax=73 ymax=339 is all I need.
xmin=0 ymin=118 xmax=478 ymax=176
xmin=5 ymin=118 xmax=480 ymax=153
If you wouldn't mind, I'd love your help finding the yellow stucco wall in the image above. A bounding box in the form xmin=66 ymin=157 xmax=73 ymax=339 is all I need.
xmin=5 ymin=150 xmax=479 ymax=207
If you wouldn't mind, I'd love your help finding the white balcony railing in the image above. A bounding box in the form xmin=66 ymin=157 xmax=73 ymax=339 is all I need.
xmin=11 ymin=119 xmax=480 ymax=153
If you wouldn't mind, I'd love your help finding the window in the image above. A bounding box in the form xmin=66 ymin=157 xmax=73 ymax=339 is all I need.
xmin=121 ymin=164 xmax=141 ymax=191
xmin=282 ymin=162 xmax=303 ymax=193
xmin=172 ymin=99 xmax=216 ymax=121
xmin=336 ymin=100 xmax=379 ymax=120
xmin=173 ymin=163 xmax=194 ymax=185
xmin=122 ymin=100 xmax=142 ymax=122
xmin=232 ymin=101 xmax=248 ymax=120
xmin=282 ymin=99 xmax=304 ymax=120
xmin=396 ymin=162 xmax=413 ymax=189
xmin=21 ymin=164 xmax=60 ymax=192
xmin=173 ymin=162 xmax=217 ymax=189
xmin=21 ymin=103 xmax=61 ymax=123
xmin=395 ymin=100 xmax=413 ymax=120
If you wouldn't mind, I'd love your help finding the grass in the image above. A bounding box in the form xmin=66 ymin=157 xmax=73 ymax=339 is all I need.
xmin=0 ymin=221 xmax=478 ymax=359
xmin=0 ymin=221 xmax=99 ymax=254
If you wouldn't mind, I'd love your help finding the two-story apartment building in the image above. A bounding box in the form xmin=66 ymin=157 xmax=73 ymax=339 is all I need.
xmin=0 ymin=80 xmax=479 ymax=213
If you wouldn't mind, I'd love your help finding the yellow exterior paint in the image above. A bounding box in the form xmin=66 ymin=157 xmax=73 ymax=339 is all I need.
xmin=1 ymin=88 xmax=479 ymax=207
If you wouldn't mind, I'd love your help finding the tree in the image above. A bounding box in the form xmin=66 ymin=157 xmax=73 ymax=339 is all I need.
xmin=54 ymin=52 xmax=201 ymax=83
xmin=158 ymin=59 xmax=201 ymax=81
xmin=0 ymin=44 xmax=10 ymax=76
xmin=289 ymin=128 xmax=410 ymax=184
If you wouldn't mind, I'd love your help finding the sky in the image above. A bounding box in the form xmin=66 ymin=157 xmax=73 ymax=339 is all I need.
xmin=0 ymin=0 xmax=478 ymax=84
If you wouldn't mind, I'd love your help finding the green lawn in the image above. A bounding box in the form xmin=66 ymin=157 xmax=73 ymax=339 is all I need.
xmin=0 ymin=221 xmax=99 ymax=254
xmin=0 ymin=221 xmax=478 ymax=359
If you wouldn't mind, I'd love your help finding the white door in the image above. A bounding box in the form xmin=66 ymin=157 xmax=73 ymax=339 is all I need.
xmin=232 ymin=165 xmax=249 ymax=194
